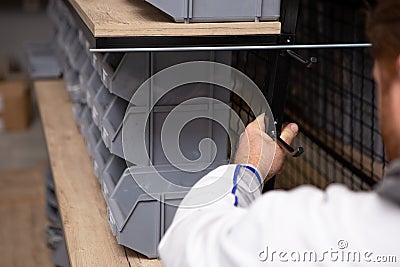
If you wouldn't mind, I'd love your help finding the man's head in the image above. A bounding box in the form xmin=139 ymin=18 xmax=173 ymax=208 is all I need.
xmin=367 ymin=0 xmax=400 ymax=161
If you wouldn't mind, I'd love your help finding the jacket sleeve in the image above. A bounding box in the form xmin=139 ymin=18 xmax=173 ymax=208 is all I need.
xmin=158 ymin=164 xmax=397 ymax=267
xmin=158 ymin=164 xmax=265 ymax=267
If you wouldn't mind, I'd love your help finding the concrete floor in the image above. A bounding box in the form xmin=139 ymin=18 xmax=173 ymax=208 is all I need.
xmin=0 ymin=109 xmax=53 ymax=267
xmin=0 ymin=5 xmax=58 ymax=266
xmin=0 ymin=115 xmax=48 ymax=170
xmin=0 ymin=162 xmax=53 ymax=267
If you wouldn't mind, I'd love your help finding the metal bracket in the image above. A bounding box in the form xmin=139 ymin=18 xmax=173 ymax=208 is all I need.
xmin=286 ymin=49 xmax=317 ymax=68
xmin=267 ymin=119 xmax=304 ymax=158
xmin=276 ymin=135 xmax=304 ymax=157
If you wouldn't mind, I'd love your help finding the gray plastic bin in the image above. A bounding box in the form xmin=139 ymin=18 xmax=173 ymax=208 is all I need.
xmin=100 ymin=53 xmax=124 ymax=89
xmin=52 ymin=238 xmax=70 ymax=267
xmin=145 ymin=0 xmax=280 ymax=23
xmin=86 ymin=72 xmax=102 ymax=108
xmin=101 ymin=155 xmax=127 ymax=203
xmin=46 ymin=188 xmax=58 ymax=209
xmin=47 ymin=226 xmax=70 ymax=267
xmin=78 ymin=59 xmax=94 ymax=99
xmin=101 ymin=51 xmax=232 ymax=102
xmin=67 ymin=38 xmax=86 ymax=72
xmin=85 ymin=122 xmax=101 ymax=158
xmin=78 ymin=106 xmax=92 ymax=137
xmin=25 ymin=42 xmax=62 ymax=79
xmin=78 ymin=30 xmax=91 ymax=56
xmin=102 ymin=97 xmax=230 ymax=166
xmin=46 ymin=204 xmax=61 ymax=226
xmin=46 ymin=225 xmax=70 ymax=267
xmin=92 ymin=138 xmax=112 ymax=180
xmin=46 ymin=225 xmax=63 ymax=250
xmin=101 ymin=96 xmax=128 ymax=158
xmin=72 ymin=103 xmax=85 ymax=124
xmin=44 ymin=167 xmax=55 ymax=191
xmin=123 ymin=103 xmax=230 ymax=167
xmin=63 ymin=62 xmax=85 ymax=103
xmin=90 ymin=52 xmax=104 ymax=76
xmin=107 ymin=165 xmax=214 ymax=258
xmin=92 ymin=85 xmax=115 ymax=128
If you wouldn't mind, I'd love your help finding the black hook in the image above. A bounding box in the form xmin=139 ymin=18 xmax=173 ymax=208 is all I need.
xmin=265 ymin=117 xmax=304 ymax=158
xmin=286 ymin=50 xmax=317 ymax=69
xmin=276 ymin=135 xmax=304 ymax=157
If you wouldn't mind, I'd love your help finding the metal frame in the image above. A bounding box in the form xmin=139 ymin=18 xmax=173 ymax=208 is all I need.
xmin=279 ymin=0 xmax=385 ymax=191
xmin=261 ymin=0 xmax=301 ymax=191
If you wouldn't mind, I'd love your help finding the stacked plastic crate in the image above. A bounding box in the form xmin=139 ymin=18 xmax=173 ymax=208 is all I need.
xmin=145 ymin=0 xmax=281 ymax=23
xmin=48 ymin=0 xmax=234 ymax=258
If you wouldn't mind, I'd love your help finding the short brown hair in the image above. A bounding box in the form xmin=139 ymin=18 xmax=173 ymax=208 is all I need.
xmin=366 ymin=0 xmax=400 ymax=63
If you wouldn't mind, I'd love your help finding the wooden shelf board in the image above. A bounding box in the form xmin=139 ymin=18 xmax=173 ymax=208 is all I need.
xmin=68 ymin=0 xmax=281 ymax=37
xmin=35 ymin=79 xmax=162 ymax=267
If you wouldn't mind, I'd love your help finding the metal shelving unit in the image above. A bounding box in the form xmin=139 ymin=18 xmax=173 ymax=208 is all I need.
xmin=47 ymin=0 xmax=301 ymax=259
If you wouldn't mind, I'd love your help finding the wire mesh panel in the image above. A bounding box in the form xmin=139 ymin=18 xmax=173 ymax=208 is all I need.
xmin=231 ymin=0 xmax=385 ymax=191
xmin=231 ymin=50 xmax=276 ymax=123
xmin=230 ymin=49 xmax=278 ymax=159
xmin=278 ymin=0 xmax=386 ymax=191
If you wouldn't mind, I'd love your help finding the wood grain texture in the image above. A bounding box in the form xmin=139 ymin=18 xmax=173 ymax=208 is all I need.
xmin=68 ymin=0 xmax=281 ymax=37
xmin=35 ymin=80 xmax=162 ymax=267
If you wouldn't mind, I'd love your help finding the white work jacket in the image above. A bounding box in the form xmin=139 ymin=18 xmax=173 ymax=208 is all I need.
xmin=159 ymin=164 xmax=400 ymax=267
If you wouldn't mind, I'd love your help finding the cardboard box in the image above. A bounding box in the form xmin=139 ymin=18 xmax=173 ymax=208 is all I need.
xmin=0 ymin=81 xmax=31 ymax=131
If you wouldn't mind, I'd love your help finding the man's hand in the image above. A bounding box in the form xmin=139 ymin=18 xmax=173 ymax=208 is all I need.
xmin=234 ymin=114 xmax=298 ymax=182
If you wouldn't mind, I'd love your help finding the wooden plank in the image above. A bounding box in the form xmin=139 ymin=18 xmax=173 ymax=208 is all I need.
xmin=35 ymin=80 xmax=162 ymax=267
xmin=127 ymin=249 xmax=165 ymax=267
xmin=68 ymin=0 xmax=281 ymax=37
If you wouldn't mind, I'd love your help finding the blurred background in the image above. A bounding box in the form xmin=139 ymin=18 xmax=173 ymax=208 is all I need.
xmin=0 ymin=0 xmax=384 ymax=266
xmin=0 ymin=0 xmax=54 ymax=266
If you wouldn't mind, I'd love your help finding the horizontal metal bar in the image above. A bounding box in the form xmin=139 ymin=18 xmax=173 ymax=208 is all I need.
xmin=90 ymin=43 xmax=372 ymax=53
